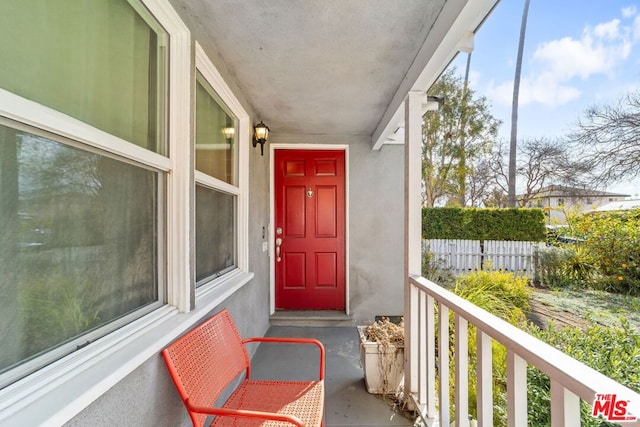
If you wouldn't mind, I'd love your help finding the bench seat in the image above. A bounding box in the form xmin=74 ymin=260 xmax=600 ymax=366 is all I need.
xmin=210 ymin=380 xmax=324 ymax=426
xmin=162 ymin=309 xmax=325 ymax=427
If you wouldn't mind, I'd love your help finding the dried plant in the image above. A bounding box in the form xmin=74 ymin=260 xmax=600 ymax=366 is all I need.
xmin=363 ymin=317 xmax=404 ymax=347
xmin=361 ymin=317 xmax=410 ymax=417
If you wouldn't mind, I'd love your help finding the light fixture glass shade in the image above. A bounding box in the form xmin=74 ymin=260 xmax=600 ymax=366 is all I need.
xmin=253 ymin=121 xmax=270 ymax=156
xmin=254 ymin=121 xmax=269 ymax=141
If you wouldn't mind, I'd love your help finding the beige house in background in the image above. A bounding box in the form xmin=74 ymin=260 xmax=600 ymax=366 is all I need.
xmin=526 ymin=185 xmax=630 ymax=223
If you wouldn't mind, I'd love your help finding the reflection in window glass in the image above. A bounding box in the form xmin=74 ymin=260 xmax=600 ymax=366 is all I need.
xmin=195 ymin=185 xmax=236 ymax=285
xmin=195 ymin=76 xmax=236 ymax=184
xmin=0 ymin=123 xmax=158 ymax=384
xmin=0 ymin=0 xmax=167 ymax=153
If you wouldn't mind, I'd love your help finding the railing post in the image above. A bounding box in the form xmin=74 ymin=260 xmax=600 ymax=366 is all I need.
xmin=455 ymin=315 xmax=469 ymax=427
xmin=407 ymin=283 xmax=419 ymax=397
xmin=423 ymin=294 xmax=436 ymax=416
xmin=507 ymin=351 xmax=527 ymax=427
xmin=419 ymin=291 xmax=427 ymax=404
xmin=439 ymin=305 xmax=450 ymax=427
xmin=550 ymin=380 xmax=580 ymax=427
xmin=477 ymin=330 xmax=493 ymax=427
xmin=404 ymin=90 xmax=423 ymax=401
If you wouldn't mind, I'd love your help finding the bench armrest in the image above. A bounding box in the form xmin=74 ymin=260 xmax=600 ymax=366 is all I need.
xmin=242 ymin=337 xmax=325 ymax=380
xmin=188 ymin=403 xmax=305 ymax=427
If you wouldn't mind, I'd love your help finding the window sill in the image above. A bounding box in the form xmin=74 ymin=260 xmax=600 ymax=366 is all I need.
xmin=0 ymin=270 xmax=254 ymax=426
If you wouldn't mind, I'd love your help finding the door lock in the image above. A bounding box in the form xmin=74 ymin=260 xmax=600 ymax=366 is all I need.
xmin=275 ymin=237 xmax=282 ymax=262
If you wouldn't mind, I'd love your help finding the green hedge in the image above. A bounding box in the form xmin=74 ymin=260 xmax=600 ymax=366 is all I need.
xmin=422 ymin=207 xmax=546 ymax=241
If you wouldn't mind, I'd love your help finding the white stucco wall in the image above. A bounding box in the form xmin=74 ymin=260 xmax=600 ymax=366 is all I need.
xmin=348 ymin=141 xmax=405 ymax=323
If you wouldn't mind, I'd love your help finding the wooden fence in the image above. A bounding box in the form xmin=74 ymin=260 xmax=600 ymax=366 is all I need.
xmin=423 ymin=239 xmax=544 ymax=277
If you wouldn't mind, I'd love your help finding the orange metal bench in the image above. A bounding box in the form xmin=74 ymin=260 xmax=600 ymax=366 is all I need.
xmin=162 ymin=309 xmax=325 ymax=426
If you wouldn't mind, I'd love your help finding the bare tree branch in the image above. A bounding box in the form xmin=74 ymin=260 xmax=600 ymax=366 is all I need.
xmin=569 ymin=92 xmax=640 ymax=185
xmin=485 ymin=138 xmax=589 ymax=207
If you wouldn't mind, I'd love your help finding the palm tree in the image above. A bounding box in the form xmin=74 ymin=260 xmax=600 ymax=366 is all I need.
xmin=508 ymin=0 xmax=531 ymax=207
xmin=457 ymin=51 xmax=473 ymax=207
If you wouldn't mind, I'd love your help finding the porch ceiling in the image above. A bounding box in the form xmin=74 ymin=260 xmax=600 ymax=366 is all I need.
xmin=168 ymin=0 xmax=497 ymax=146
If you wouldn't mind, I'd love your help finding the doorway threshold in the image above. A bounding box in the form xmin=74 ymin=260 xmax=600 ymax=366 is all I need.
xmin=270 ymin=310 xmax=354 ymax=327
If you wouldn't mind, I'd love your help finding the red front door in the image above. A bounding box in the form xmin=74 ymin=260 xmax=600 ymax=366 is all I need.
xmin=274 ymin=149 xmax=345 ymax=310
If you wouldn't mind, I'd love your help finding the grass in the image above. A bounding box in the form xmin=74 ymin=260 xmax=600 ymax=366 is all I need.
xmin=531 ymin=287 xmax=640 ymax=331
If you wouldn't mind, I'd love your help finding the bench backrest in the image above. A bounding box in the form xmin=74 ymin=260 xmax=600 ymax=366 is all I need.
xmin=162 ymin=309 xmax=250 ymax=425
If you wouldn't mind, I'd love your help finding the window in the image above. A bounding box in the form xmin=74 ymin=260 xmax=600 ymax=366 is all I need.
xmin=0 ymin=0 xmax=167 ymax=388
xmin=0 ymin=0 xmax=166 ymax=154
xmin=0 ymin=3 xmax=255 ymax=424
xmin=195 ymin=186 xmax=236 ymax=281
xmin=557 ymin=198 xmax=564 ymax=206
xmin=194 ymin=70 xmax=241 ymax=286
xmin=195 ymin=75 xmax=237 ymax=184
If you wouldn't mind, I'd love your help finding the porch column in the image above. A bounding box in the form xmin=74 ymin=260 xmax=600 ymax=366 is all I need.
xmin=404 ymin=90 xmax=423 ymax=399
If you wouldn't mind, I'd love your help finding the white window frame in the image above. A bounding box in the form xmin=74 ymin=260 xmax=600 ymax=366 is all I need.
xmin=194 ymin=42 xmax=250 ymax=296
xmin=0 ymin=2 xmax=253 ymax=425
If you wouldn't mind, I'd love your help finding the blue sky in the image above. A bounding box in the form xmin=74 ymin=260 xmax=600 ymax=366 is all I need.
xmin=449 ymin=0 xmax=640 ymax=195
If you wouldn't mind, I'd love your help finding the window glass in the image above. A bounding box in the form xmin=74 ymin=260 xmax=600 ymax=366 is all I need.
xmin=0 ymin=122 xmax=159 ymax=386
xmin=195 ymin=185 xmax=236 ymax=285
xmin=0 ymin=0 xmax=166 ymax=154
xmin=195 ymin=75 xmax=237 ymax=184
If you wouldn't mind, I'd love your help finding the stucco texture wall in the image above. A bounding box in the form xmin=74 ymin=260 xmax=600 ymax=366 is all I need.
xmin=347 ymin=142 xmax=405 ymax=324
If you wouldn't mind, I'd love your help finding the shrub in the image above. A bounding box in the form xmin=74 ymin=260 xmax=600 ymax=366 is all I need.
xmin=534 ymin=245 xmax=576 ymax=288
xmin=534 ymin=245 xmax=598 ymax=289
xmin=451 ymin=268 xmax=640 ymax=426
xmin=525 ymin=320 xmax=640 ymax=426
xmin=454 ymin=269 xmax=530 ymax=323
xmin=567 ymin=211 xmax=640 ymax=294
xmin=452 ymin=270 xmax=532 ymax=426
xmin=422 ymin=249 xmax=455 ymax=288
xmin=423 ymin=207 xmax=546 ymax=241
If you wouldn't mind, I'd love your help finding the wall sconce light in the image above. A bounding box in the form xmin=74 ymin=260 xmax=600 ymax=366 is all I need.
xmin=253 ymin=121 xmax=270 ymax=156
xmin=222 ymin=126 xmax=235 ymax=141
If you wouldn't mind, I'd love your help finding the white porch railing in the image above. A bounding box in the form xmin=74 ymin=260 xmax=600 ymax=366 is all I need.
xmin=406 ymin=275 xmax=640 ymax=427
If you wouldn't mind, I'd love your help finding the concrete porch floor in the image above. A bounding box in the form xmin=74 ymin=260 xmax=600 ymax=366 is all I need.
xmin=248 ymin=326 xmax=415 ymax=427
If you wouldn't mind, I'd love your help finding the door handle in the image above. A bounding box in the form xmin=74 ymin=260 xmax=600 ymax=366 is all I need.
xmin=275 ymin=237 xmax=282 ymax=262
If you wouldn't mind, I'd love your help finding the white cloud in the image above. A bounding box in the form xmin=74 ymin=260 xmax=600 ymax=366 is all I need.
xmin=622 ymin=5 xmax=637 ymax=18
xmin=634 ymin=14 xmax=640 ymax=40
xmin=594 ymin=19 xmax=622 ymax=40
xmin=486 ymin=16 xmax=635 ymax=108
xmin=486 ymin=77 xmax=582 ymax=107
